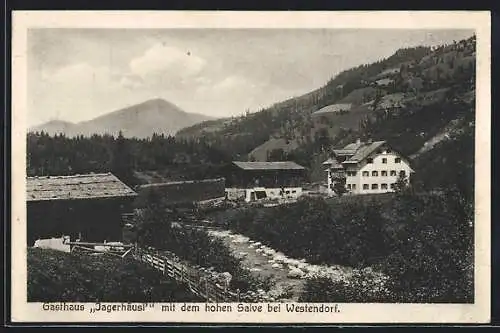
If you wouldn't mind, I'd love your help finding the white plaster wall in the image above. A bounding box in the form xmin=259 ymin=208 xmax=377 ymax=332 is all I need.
xmin=353 ymin=152 xmax=412 ymax=194
xmin=229 ymin=187 xmax=304 ymax=202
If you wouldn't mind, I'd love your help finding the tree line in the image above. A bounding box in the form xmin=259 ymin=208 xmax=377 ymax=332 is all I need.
xmin=27 ymin=131 xmax=231 ymax=186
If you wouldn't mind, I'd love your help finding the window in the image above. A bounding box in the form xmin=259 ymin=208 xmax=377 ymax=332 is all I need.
xmin=255 ymin=191 xmax=267 ymax=199
xmin=372 ymin=184 xmax=378 ymax=190
xmin=347 ymin=184 xmax=351 ymax=190
xmin=381 ymin=170 xmax=388 ymax=176
xmin=346 ymin=171 xmax=357 ymax=177
xmin=367 ymin=158 xmax=373 ymax=164
xmin=372 ymin=171 xmax=378 ymax=176
xmin=400 ymin=170 xmax=406 ymax=177
xmin=363 ymin=184 xmax=369 ymax=190
xmin=362 ymin=171 xmax=369 ymax=177
xmin=351 ymin=184 xmax=356 ymax=190
xmin=381 ymin=183 xmax=388 ymax=190
xmin=390 ymin=183 xmax=395 ymax=189
xmin=395 ymin=157 xmax=401 ymax=163
xmin=390 ymin=170 xmax=397 ymax=176
xmin=382 ymin=158 xmax=387 ymax=164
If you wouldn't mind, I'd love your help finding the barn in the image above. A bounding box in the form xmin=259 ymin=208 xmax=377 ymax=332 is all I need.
xmin=225 ymin=161 xmax=307 ymax=202
xmin=26 ymin=173 xmax=137 ymax=246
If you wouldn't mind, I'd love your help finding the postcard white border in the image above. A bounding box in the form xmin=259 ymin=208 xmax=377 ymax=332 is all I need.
xmin=11 ymin=10 xmax=491 ymax=323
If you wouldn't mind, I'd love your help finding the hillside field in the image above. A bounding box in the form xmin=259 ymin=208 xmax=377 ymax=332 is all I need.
xmin=27 ymin=248 xmax=202 ymax=302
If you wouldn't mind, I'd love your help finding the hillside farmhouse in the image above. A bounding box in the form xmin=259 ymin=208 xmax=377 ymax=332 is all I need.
xmin=225 ymin=161 xmax=306 ymax=202
xmin=313 ymin=103 xmax=352 ymax=115
xmin=27 ymin=173 xmax=137 ymax=246
xmin=323 ymin=140 xmax=413 ymax=195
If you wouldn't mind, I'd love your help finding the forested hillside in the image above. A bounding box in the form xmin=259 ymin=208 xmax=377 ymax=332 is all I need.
xmin=177 ymin=37 xmax=474 ymax=157
xmin=177 ymin=35 xmax=476 ymax=191
xmin=28 ymin=36 xmax=476 ymax=194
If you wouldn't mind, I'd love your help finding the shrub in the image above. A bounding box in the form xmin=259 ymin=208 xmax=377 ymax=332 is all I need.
xmin=299 ymin=269 xmax=394 ymax=302
xmin=211 ymin=191 xmax=474 ymax=303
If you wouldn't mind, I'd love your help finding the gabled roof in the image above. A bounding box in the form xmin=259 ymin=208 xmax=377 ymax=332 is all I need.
xmin=27 ymin=172 xmax=137 ymax=202
xmin=323 ymin=140 xmax=389 ymax=167
xmin=139 ymin=177 xmax=225 ymax=189
xmin=232 ymin=161 xmax=305 ymax=171
xmin=343 ymin=141 xmax=386 ymax=163
xmin=322 ymin=157 xmax=343 ymax=169
xmin=332 ymin=141 xmax=362 ymax=156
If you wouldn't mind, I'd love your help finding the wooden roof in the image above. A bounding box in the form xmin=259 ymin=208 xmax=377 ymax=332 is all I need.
xmin=324 ymin=140 xmax=388 ymax=167
xmin=27 ymin=173 xmax=137 ymax=202
xmin=232 ymin=161 xmax=305 ymax=171
xmin=346 ymin=141 xmax=387 ymax=163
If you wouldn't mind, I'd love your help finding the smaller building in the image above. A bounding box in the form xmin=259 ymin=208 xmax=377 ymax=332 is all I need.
xmin=323 ymin=139 xmax=414 ymax=195
xmin=375 ymin=78 xmax=395 ymax=87
xmin=225 ymin=161 xmax=306 ymax=202
xmin=313 ymin=103 xmax=352 ymax=116
xmin=27 ymin=173 xmax=137 ymax=246
xmin=374 ymin=67 xmax=401 ymax=80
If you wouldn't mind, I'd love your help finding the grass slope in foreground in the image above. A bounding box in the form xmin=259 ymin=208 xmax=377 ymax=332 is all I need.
xmin=27 ymin=248 xmax=202 ymax=302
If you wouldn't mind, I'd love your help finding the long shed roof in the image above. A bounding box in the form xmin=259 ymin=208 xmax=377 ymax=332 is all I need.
xmin=232 ymin=161 xmax=305 ymax=171
xmin=27 ymin=172 xmax=137 ymax=202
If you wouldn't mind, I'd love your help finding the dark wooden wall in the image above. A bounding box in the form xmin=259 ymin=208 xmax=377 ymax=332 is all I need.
xmin=27 ymin=197 xmax=135 ymax=246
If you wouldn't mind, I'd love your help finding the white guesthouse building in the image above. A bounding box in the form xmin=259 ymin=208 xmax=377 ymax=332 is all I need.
xmin=323 ymin=139 xmax=414 ymax=195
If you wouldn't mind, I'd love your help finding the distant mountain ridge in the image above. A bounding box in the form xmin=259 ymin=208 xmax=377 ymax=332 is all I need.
xmin=31 ymin=98 xmax=214 ymax=138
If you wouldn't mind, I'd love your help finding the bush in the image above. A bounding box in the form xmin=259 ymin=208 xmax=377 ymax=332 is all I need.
xmin=299 ymin=269 xmax=394 ymax=302
xmin=212 ymin=191 xmax=474 ymax=303
xmin=211 ymin=197 xmax=388 ymax=268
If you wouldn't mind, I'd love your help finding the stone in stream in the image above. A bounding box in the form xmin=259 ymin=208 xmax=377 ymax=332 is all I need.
xmin=263 ymin=249 xmax=276 ymax=256
xmin=297 ymin=262 xmax=308 ymax=270
xmin=287 ymin=267 xmax=305 ymax=279
xmin=271 ymin=263 xmax=283 ymax=269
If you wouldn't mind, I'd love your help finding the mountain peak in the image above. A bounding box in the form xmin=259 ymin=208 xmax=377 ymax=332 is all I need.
xmin=30 ymin=98 xmax=215 ymax=139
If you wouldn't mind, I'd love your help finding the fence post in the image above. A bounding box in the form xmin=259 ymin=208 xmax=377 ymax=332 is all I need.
xmin=237 ymin=289 xmax=240 ymax=302
xmin=205 ymin=279 xmax=209 ymax=301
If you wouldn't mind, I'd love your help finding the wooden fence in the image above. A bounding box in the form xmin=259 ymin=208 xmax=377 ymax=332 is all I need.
xmin=134 ymin=247 xmax=242 ymax=302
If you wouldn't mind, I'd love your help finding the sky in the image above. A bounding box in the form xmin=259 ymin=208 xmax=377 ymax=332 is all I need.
xmin=27 ymin=28 xmax=474 ymax=127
